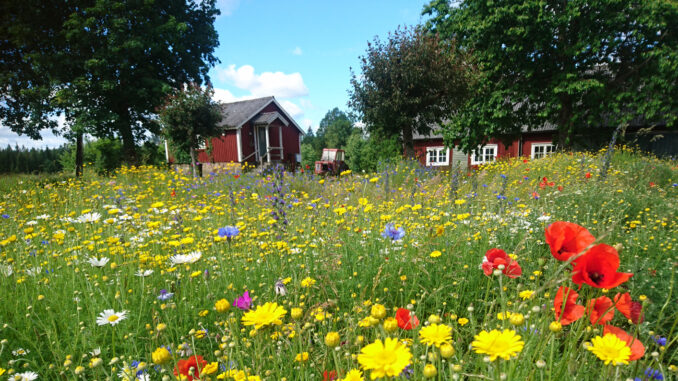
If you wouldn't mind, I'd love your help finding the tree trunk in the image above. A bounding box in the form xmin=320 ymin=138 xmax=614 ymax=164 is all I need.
xmin=189 ymin=145 xmax=197 ymax=178
xmin=115 ymin=103 xmax=138 ymax=165
xmin=75 ymin=131 xmax=84 ymax=177
xmin=402 ymin=124 xmax=415 ymax=159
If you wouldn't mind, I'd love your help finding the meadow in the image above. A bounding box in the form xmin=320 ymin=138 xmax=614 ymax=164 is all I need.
xmin=0 ymin=148 xmax=675 ymax=381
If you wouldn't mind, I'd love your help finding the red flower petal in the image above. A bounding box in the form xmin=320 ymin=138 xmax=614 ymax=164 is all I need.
xmin=587 ymin=296 xmax=615 ymax=325
xmin=395 ymin=308 xmax=419 ymax=330
xmin=554 ymin=286 xmax=585 ymax=325
xmin=613 ymin=293 xmax=644 ymax=324
xmin=544 ymin=221 xmax=595 ymax=262
xmin=571 ymin=244 xmax=633 ymax=289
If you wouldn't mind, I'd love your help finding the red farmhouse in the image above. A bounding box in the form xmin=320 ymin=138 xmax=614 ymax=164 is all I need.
xmin=413 ymin=125 xmax=558 ymax=169
xmin=195 ymin=96 xmax=304 ymax=166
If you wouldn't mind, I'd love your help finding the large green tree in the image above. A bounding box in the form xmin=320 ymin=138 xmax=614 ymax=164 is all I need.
xmin=1 ymin=0 xmax=220 ymax=164
xmin=423 ymin=0 xmax=678 ymax=151
xmin=158 ymin=84 xmax=222 ymax=178
xmin=349 ymin=26 xmax=471 ymax=158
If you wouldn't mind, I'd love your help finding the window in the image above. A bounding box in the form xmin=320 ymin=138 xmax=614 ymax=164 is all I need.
xmin=197 ymin=137 xmax=207 ymax=150
xmin=471 ymin=144 xmax=498 ymax=165
xmin=426 ymin=147 xmax=449 ymax=166
xmin=531 ymin=143 xmax=556 ymax=159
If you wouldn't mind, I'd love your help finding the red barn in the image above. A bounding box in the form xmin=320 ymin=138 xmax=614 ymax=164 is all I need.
xmin=194 ymin=96 xmax=304 ymax=167
xmin=413 ymin=124 xmax=557 ymax=169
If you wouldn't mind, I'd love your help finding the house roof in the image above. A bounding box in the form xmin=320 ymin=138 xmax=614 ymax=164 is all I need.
xmin=218 ymin=96 xmax=304 ymax=134
xmin=412 ymin=122 xmax=557 ymax=141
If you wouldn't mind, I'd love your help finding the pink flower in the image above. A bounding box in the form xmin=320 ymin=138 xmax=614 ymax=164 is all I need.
xmin=234 ymin=290 xmax=251 ymax=310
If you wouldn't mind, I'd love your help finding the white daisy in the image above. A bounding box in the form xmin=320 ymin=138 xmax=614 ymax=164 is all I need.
xmin=12 ymin=348 xmax=29 ymax=356
xmin=25 ymin=220 xmax=37 ymax=226
xmin=12 ymin=371 xmax=38 ymax=380
xmin=36 ymin=214 xmax=51 ymax=220
xmin=96 ymin=309 xmax=128 ymax=326
xmin=169 ymin=251 xmax=202 ymax=265
xmin=135 ymin=269 xmax=153 ymax=277
xmin=76 ymin=212 xmax=102 ymax=223
xmin=0 ymin=264 xmax=13 ymax=277
xmin=26 ymin=267 xmax=42 ymax=276
xmin=88 ymin=257 xmax=110 ymax=268
xmin=90 ymin=347 xmax=102 ymax=356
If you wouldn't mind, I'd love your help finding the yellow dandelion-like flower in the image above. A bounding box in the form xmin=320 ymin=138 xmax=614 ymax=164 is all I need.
xmin=342 ymin=369 xmax=364 ymax=381
xmin=357 ymin=337 xmax=412 ymax=380
xmin=241 ymin=302 xmax=287 ymax=329
xmin=587 ymin=334 xmax=631 ymax=366
xmin=471 ymin=329 xmax=524 ymax=361
xmin=519 ymin=290 xmax=535 ymax=300
xmin=419 ymin=324 xmax=452 ymax=347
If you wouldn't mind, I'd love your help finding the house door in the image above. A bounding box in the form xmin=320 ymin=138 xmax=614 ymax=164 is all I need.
xmin=257 ymin=127 xmax=267 ymax=161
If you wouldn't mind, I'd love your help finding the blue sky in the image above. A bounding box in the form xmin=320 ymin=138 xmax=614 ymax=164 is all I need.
xmin=0 ymin=0 xmax=432 ymax=149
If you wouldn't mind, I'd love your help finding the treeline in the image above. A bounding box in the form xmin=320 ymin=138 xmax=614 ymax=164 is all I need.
xmin=0 ymin=139 xmax=165 ymax=175
xmin=301 ymin=108 xmax=401 ymax=173
xmin=0 ymin=145 xmax=67 ymax=173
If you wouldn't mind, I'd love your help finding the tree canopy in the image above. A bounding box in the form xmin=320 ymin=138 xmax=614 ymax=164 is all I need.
xmin=349 ymin=26 xmax=471 ymax=158
xmin=423 ymin=0 xmax=678 ymax=151
xmin=1 ymin=0 xmax=220 ymax=163
xmin=158 ymin=84 xmax=222 ymax=177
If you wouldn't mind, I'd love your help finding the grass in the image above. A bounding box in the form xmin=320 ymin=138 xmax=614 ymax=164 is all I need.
xmin=0 ymin=146 xmax=675 ymax=380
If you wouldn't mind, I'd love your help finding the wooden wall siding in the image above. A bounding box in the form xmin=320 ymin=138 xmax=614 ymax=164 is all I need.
xmin=281 ymin=124 xmax=301 ymax=163
xmin=240 ymin=122 xmax=256 ymax=162
xmin=267 ymin=122 xmax=283 ymax=161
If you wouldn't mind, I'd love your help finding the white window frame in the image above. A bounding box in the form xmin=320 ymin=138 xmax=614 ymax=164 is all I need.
xmin=471 ymin=144 xmax=498 ymax=165
xmin=197 ymin=137 xmax=207 ymax=150
xmin=426 ymin=146 xmax=449 ymax=166
xmin=531 ymin=143 xmax=556 ymax=159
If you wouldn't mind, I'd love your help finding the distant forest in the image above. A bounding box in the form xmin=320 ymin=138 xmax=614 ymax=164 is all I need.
xmin=0 ymin=145 xmax=67 ymax=173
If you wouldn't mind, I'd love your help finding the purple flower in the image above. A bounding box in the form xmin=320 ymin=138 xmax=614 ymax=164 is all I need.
xmin=381 ymin=223 xmax=405 ymax=241
xmin=218 ymin=226 xmax=240 ymax=239
xmin=157 ymin=289 xmax=174 ymax=301
xmin=1 ymin=214 xmax=9 ymax=219
xmin=234 ymin=290 xmax=251 ymax=310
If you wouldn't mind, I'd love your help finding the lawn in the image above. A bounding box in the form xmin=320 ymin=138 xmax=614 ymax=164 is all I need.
xmin=0 ymin=147 xmax=675 ymax=380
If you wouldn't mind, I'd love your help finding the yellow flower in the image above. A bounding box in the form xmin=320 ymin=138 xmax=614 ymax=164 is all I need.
xmin=419 ymin=323 xmax=452 ymax=347
xmin=370 ymin=304 xmax=386 ymax=319
xmin=587 ymin=334 xmax=631 ymax=366
xmin=357 ymin=337 xmax=412 ymax=380
xmin=423 ymin=364 xmax=437 ymax=378
xmin=215 ymin=299 xmax=231 ymax=313
xmin=294 ymin=352 xmax=309 ymax=362
xmin=429 ymin=250 xmax=442 ymax=258
xmin=291 ymin=307 xmax=303 ymax=320
xmin=457 ymin=318 xmax=469 ymax=326
xmin=519 ymin=290 xmax=535 ymax=300
xmin=300 ymin=277 xmax=316 ymax=288
xmin=509 ymin=313 xmax=525 ymax=326
xmin=242 ymin=302 xmax=287 ymax=329
xmin=440 ymin=343 xmax=455 ymax=358
xmin=0 ymin=368 xmax=5 ymax=376
xmin=471 ymin=329 xmax=524 ymax=361
xmin=549 ymin=321 xmax=562 ymax=333
xmin=152 ymin=347 xmax=171 ymax=365
xmin=202 ymin=362 xmax=219 ymax=375
xmin=342 ymin=369 xmax=364 ymax=381
xmin=325 ymin=331 xmax=341 ymax=347
xmin=383 ymin=317 xmax=398 ymax=332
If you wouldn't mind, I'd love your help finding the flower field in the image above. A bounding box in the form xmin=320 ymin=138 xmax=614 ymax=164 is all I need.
xmin=0 ymin=149 xmax=676 ymax=380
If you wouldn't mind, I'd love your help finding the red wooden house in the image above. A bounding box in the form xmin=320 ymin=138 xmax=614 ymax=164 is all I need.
xmin=193 ymin=96 xmax=304 ymax=166
xmin=413 ymin=124 xmax=557 ymax=169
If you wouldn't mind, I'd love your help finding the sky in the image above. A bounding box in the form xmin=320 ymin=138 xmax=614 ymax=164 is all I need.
xmin=0 ymin=0 xmax=432 ymax=149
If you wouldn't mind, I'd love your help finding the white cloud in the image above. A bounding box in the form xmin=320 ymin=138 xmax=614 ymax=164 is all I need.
xmin=301 ymin=118 xmax=314 ymax=130
xmin=211 ymin=88 xmax=259 ymax=104
xmin=216 ymin=64 xmax=309 ymax=98
xmin=0 ymin=127 xmax=68 ymax=149
xmin=217 ymin=0 xmax=240 ymax=16
xmin=292 ymin=46 xmax=303 ymax=56
xmin=279 ymin=100 xmax=303 ymax=118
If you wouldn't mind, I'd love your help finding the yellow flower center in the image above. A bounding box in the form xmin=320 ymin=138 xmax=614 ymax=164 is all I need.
xmin=107 ymin=314 xmax=119 ymax=322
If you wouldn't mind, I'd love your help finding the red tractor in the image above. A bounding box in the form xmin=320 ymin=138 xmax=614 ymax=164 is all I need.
xmin=314 ymin=148 xmax=348 ymax=175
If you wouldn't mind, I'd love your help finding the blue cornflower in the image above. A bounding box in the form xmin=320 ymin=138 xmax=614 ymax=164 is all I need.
xmin=218 ymin=226 xmax=239 ymax=239
xmin=157 ymin=289 xmax=174 ymax=301
xmin=382 ymin=223 xmax=405 ymax=241
xmin=1 ymin=214 xmax=9 ymax=219
xmin=644 ymin=368 xmax=664 ymax=380
xmin=653 ymin=336 xmax=667 ymax=346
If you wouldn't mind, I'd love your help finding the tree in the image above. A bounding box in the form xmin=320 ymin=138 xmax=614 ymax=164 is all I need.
xmin=349 ymin=26 xmax=471 ymax=158
xmin=423 ymin=0 xmax=678 ymax=151
xmin=319 ymin=108 xmax=356 ymax=150
xmin=159 ymin=84 xmax=222 ymax=178
xmin=1 ymin=0 xmax=220 ymax=165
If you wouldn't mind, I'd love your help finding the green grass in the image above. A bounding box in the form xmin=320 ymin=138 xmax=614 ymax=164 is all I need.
xmin=0 ymin=147 xmax=675 ymax=380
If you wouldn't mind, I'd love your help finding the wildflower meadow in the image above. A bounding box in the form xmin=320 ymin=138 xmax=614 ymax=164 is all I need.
xmin=0 ymin=148 xmax=676 ymax=380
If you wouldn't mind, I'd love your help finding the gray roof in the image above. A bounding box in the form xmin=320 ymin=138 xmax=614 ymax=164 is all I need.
xmin=218 ymin=96 xmax=274 ymax=128
xmin=253 ymin=112 xmax=288 ymax=126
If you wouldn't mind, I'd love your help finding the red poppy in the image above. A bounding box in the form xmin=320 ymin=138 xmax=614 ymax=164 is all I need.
xmin=557 ymin=185 xmax=563 ymax=191
xmin=554 ymin=286 xmax=585 ymax=325
xmin=544 ymin=221 xmax=596 ymax=262
xmin=171 ymin=190 xmax=176 ymax=197
xmin=323 ymin=370 xmax=338 ymax=381
xmin=613 ymin=292 xmax=644 ymax=324
xmin=603 ymin=325 xmax=645 ymax=360
xmin=395 ymin=308 xmax=419 ymax=330
xmin=585 ymin=172 xmax=592 ymax=179
xmin=481 ymin=248 xmax=522 ymax=278
xmin=571 ymin=244 xmax=633 ymax=289
xmin=587 ymin=296 xmax=615 ymax=325
xmin=174 ymin=355 xmax=207 ymax=381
